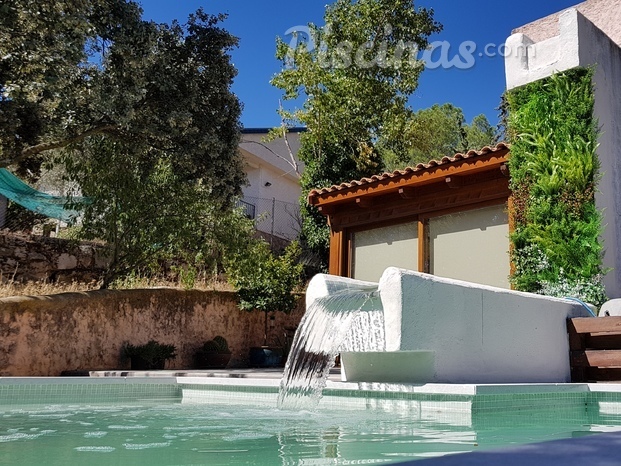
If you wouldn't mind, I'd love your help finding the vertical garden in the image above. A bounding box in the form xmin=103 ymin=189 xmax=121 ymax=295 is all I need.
xmin=506 ymin=68 xmax=607 ymax=306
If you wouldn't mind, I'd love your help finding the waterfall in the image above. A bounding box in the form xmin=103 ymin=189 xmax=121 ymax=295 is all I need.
xmin=278 ymin=287 xmax=384 ymax=410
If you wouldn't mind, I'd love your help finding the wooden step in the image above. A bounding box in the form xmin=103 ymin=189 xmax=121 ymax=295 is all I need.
xmin=567 ymin=317 xmax=621 ymax=382
xmin=571 ymin=349 xmax=621 ymax=367
xmin=570 ymin=317 xmax=621 ymax=334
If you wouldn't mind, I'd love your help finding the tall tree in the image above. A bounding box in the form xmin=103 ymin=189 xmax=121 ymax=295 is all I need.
xmin=464 ymin=113 xmax=497 ymax=153
xmin=62 ymin=137 xmax=252 ymax=288
xmin=272 ymin=0 xmax=442 ymax=270
xmin=1 ymin=0 xmax=136 ymax=169
xmin=1 ymin=1 xmax=246 ymax=285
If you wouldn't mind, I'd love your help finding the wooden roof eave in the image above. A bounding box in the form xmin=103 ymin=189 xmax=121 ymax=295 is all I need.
xmin=308 ymin=148 xmax=510 ymax=212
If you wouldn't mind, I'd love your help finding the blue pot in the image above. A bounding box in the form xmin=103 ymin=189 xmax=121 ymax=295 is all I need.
xmin=249 ymin=347 xmax=283 ymax=367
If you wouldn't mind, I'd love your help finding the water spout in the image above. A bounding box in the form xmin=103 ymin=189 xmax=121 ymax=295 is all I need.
xmin=278 ymin=288 xmax=383 ymax=410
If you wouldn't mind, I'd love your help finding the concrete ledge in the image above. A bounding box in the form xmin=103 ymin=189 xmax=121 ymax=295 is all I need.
xmin=90 ymin=369 xmax=288 ymax=379
xmin=341 ymin=350 xmax=435 ymax=383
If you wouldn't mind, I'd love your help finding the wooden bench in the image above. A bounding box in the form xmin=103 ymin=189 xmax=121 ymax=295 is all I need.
xmin=567 ymin=317 xmax=621 ymax=382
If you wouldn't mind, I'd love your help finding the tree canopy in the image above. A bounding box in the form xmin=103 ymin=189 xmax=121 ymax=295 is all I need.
xmin=0 ymin=1 xmax=244 ymax=201
xmin=380 ymin=104 xmax=497 ymax=171
xmin=271 ymin=0 xmax=442 ymax=270
xmin=1 ymin=1 xmax=247 ymax=286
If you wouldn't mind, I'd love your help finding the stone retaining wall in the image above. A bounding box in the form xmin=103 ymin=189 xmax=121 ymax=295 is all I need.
xmin=0 ymin=289 xmax=304 ymax=376
xmin=0 ymin=231 xmax=107 ymax=283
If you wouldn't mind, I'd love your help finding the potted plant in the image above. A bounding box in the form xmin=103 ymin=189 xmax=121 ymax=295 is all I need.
xmin=194 ymin=335 xmax=232 ymax=369
xmin=225 ymin=240 xmax=303 ymax=367
xmin=123 ymin=340 xmax=177 ymax=370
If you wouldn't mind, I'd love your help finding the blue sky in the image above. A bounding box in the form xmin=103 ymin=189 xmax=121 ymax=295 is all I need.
xmin=139 ymin=0 xmax=581 ymax=129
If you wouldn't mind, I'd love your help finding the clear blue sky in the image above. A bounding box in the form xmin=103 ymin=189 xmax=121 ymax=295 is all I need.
xmin=139 ymin=0 xmax=581 ymax=129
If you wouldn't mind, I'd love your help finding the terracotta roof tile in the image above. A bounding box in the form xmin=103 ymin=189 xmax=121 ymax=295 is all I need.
xmin=308 ymin=143 xmax=510 ymax=197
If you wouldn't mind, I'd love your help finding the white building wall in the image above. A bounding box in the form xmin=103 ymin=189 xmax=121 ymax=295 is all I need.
xmin=239 ymin=131 xmax=303 ymax=240
xmin=512 ymin=0 xmax=621 ymax=46
xmin=581 ymin=13 xmax=621 ymax=300
xmin=378 ymin=268 xmax=590 ymax=383
xmin=505 ymin=8 xmax=621 ymax=298
xmin=243 ymin=162 xmax=302 ymax=240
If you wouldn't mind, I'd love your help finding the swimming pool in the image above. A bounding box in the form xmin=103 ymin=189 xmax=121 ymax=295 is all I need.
xmin=1 ymin=376 xmax=621 ymax=465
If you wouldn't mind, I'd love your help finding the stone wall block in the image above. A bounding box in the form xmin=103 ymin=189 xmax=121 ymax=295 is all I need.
xmin=77 ymin=244 xmax=94 ymax=264
xmin=57 ymin=253 xmax=78 ymax=270
xmin=1 ymin=232 xmax=107 ymax=283
xmin=94 ymin=251 xmax=110 ymax=269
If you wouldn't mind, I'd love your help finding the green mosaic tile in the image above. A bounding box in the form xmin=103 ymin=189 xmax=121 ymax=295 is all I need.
xmin=3 ymin=379 xmax=621 ymax=428
xmin=0 ymin=383 xmax=181 ymax=407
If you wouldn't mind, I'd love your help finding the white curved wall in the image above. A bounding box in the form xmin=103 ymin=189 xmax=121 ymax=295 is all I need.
xmin=378 ymin=268 xmax=591 ymax=383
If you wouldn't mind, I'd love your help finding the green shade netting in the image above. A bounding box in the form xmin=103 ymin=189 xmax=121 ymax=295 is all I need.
xmin=0 ymin=168 xmax=85 ymax=223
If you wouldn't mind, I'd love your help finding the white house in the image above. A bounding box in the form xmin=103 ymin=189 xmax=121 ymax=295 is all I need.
xmin=238 ymin=128 xmax=304 ymax=244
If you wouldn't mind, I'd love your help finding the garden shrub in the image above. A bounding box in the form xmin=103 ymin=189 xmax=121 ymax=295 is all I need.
xmin=224 ymin=239 xmax=304 ymax=345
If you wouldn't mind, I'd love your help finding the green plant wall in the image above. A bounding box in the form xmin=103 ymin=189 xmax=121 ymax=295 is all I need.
xmin=505 ymin=68 xmax=607 ymax=306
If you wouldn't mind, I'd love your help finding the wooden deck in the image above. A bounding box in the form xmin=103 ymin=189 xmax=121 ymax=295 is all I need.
xmin=568 ymin=317 xmax=621 ymax=382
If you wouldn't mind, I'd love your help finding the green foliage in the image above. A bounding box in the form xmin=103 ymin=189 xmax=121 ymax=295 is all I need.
xmin=212 ymin=336 xmax=230 ymax=353
xmin=225 ymin=240 xmax=304 ymax=316
xmin=61 ymin=137 xmax=254 ymax=288
xmin=506 ymin=68 xmax=607 ymax=306
xmin=297 ymin=139 xmax=364 ymax=266
xmin=464 ymin=114 xmax=497 ymax=153
xmin=1 ymin=2 xmax=248 ymax=286
xmin=380 ymin=104 xmax=497 ymax=171
xmin=171 ymin=265 xmax=199 ymax=291
xmin=123 ymin=340 xmax=177 ymax=365
xmin=1 ymin=2 xmax=245 ymax=198
xmin=271 ymin=0 xmax=442 ymax=271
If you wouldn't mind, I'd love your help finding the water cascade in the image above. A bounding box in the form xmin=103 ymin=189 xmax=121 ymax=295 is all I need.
xmin=277 ymin=287 xmax=384 ymax=409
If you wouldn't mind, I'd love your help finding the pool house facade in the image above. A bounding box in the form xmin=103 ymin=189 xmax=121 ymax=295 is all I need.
xmin=308 ymin=143 xmax=512 ymax=288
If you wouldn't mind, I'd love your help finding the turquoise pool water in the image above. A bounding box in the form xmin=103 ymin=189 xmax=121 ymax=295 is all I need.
xmin=1 ymin=380 xmax=621 ymax=465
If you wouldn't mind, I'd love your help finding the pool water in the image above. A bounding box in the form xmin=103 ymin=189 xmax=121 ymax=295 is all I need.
xmin=1 ymin=396 xmax=620 ymax=466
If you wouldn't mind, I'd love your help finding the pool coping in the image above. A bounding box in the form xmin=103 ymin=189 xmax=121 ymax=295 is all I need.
xmin=3 ymin=370 xmax=621 ymax=395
